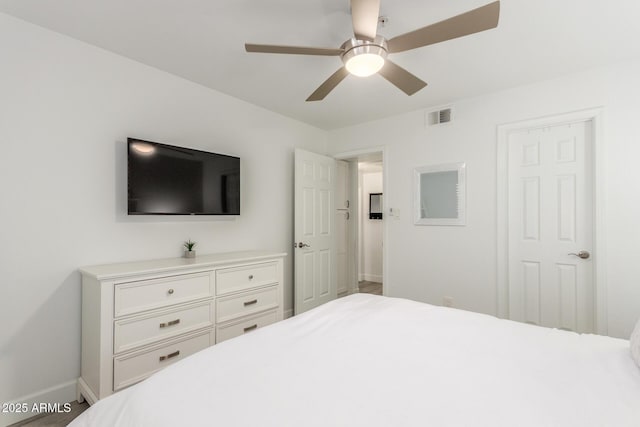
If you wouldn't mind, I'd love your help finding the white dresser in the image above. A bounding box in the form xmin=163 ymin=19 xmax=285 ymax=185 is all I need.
xmin=77 ymin=251 xmax=286 ymax=404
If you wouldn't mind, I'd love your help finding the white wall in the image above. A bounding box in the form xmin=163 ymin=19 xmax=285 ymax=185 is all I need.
xmin=0 ymin=13 xmax=326 ymax=420
xmin=329 ymin=59 xmax=640 ymax=339
xmin=359 ymin=171 xmax=383 ymax=282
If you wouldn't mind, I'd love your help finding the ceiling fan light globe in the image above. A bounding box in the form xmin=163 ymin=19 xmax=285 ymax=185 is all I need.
xmin=345 ymin=54 xmax=385 ymax=77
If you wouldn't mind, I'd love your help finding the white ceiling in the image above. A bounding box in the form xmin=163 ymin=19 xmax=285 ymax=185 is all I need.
xmin=2 ymin=0 xmax=640 ymax=129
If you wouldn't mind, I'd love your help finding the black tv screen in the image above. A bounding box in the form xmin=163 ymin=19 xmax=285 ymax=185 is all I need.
xmin=127 ymin=138 xmax=240 ymax=215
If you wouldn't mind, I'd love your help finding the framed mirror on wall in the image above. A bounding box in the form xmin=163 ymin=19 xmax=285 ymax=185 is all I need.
xmin=369 ymin=193 xmax=383 ymax=220
xmin=413 ymin=163 xmax=466 ymax=226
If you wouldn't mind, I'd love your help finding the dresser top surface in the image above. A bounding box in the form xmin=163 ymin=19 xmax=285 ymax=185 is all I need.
xmin=79 ymin=250 xmax=287 ymax=281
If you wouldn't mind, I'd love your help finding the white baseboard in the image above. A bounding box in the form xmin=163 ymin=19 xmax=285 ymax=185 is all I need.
xmin=361 ymin=274 xmax=382 ymax=283
xmin=0 ymin=380 xmax=76 ymax=427
xmin=283 ymin=309 xmax=293 ymax=319
xmin=76 ymin=377 xmax=96 ymax=405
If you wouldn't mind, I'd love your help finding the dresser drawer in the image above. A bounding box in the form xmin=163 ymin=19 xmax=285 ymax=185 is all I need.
xmin=216 ymin=286 xmax=279 ymax=323
xmin=216 ymin=262 xmax=278 ymax=295
xmin=114 ymin=272 xmax=212 ymax=317
xmin=216 ymin=310 xmax=278 ymax=343
xmin=114 ymin=301 xmax=214 ymax=354
xmin=113 ymin=331 xmax=212 ymax=391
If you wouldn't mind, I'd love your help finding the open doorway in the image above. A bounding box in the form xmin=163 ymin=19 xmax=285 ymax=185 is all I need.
xmin=357 ymin=161 xmax=383 ymax=295
xmin=334 ymin=150 xmax=384 ymax=298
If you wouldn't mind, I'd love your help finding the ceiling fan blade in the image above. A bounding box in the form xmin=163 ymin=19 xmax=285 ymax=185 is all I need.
xmin=245 ymin=43 xmax=343 ymax=56
xmin=351 ymin=0 xmax=380 ymax=41
xmin=378 ymin=60 xmax=427 ymax=96
xmin=306 ymin=67 xmax=350 ymax=102
xmin=387 ymin=1 xmax=500 ymax=53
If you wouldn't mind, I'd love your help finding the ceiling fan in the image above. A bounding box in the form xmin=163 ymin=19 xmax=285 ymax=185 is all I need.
xmin=245 ymin=0 xmax=500 ymax=101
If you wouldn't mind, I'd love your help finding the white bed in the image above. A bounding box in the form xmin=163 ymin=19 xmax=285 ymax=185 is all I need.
xmin=70 ymin=294 xmax=640 ymax=426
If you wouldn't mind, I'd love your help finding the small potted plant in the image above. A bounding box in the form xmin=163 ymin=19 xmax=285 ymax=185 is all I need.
xmin=183 ymin=239 xmax=197 ymax=258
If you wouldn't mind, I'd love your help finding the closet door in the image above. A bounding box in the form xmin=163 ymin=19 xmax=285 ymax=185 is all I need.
xmin=507 ymin=121 xmax=594 ymax=333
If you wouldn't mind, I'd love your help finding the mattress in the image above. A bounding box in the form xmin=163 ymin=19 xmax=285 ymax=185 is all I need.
xmin=70 ymin=294 xmax=640 ymax=426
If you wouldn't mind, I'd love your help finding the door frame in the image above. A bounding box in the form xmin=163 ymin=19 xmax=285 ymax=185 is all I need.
xmin=496 ymin=107 xmax=607 ymax=334
xmin=333 ymin=146 xmax=388 ymax=296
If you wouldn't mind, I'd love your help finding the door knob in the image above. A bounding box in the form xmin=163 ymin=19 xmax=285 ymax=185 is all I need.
xmin=296 ymin=242 xmax=311 ymax=248
xmin=568 ymin=250 xmax=590 ymax=259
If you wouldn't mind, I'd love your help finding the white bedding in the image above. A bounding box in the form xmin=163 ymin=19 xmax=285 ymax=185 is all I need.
xmin=71 ymin=294 xmax=640 ymax=426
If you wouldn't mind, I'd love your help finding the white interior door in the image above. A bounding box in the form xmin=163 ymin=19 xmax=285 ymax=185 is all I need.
xmin=508 ymin=121 xmax=594 ymax=332
xmin=294 ymin=149 xmax=337 ymax=315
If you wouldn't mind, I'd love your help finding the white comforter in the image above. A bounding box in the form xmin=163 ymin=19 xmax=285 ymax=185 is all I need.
xmin=71 ymin=294 xmax=640 ymax=426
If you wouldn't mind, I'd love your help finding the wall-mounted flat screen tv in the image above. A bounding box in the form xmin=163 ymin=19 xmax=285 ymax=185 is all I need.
xmin=127 ymin=138 xmax=240 ymax=215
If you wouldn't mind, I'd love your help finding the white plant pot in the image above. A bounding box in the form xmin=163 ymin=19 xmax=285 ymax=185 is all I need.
xmin=184 ymin=250 xmax=196 ymax=258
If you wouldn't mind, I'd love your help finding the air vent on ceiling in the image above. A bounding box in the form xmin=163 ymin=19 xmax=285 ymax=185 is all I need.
xmin=426 ymin=107 xmax=454 ymax=127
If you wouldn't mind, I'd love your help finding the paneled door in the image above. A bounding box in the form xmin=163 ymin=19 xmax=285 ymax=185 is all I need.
xmin=294 ymin=149 xmax=337 ymax=314
xmin=507 ymin=121 xmax=594 ymax=332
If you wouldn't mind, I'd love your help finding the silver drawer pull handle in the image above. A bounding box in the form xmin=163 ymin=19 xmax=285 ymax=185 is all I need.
xmin=167 ymin=288 xmax=174 ymax=295
xmin=159 ymin=319 xmax=181 ymax=328
xmin=243 ymin=324 xmax=258 ymax=333
xmin=243 ymin=299 xmax=258 ymax=306
xmin=248 ymin=275 xmax=254 ymax=280
xmin=159 ymin=350 xmax=180 ymax=361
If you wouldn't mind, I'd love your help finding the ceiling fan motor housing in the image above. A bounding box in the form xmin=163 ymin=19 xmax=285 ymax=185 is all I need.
xmin=341 ymin=36 xmax=388 ymax=77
